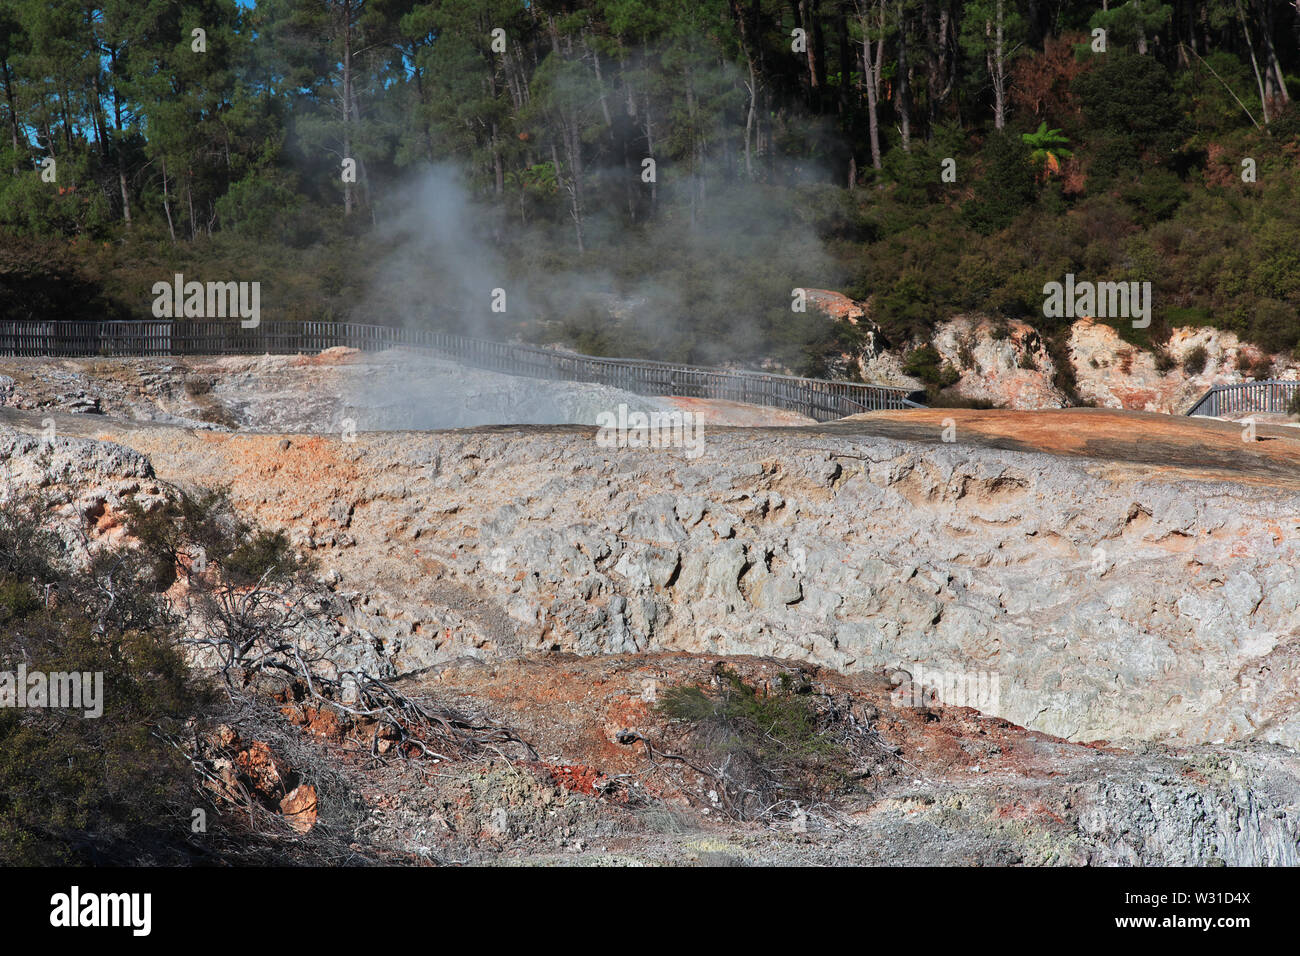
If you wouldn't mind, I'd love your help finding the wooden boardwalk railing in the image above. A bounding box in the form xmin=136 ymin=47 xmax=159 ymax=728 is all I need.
xmin=1186 ymin=380 xmax=1300 ymax=417
xmin=0 ymin=319 xmax=923 ymax=422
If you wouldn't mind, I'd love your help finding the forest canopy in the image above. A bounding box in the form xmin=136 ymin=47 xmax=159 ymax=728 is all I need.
xmin=1 ymin=0 xmax=1299 ymax=372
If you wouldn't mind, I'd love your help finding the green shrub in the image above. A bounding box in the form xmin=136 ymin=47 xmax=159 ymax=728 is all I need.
xmin=0 ymin=495 xmax=211 ymax=864
xmin=0 ymin=492 xmax=61 ymax=583
xmin=1121 ymin=169 xmax=1186 ymax=224
xmin=0 ymin=579 xmax=40 ymax=622
xmin=903 ymin=344 xmax=961 ymax=387
xmin=1073 ymin=53 xmax=1185 ymax=159
xmin=225 ymin=529 xmax=297 ymax=586
xmin=1182 ymin=345 xmax=1208 ymax=375
xmin=962 ymin=131 xmax=1038 ymax=235
xmin=121 ymin=486 xmax=309 ymax=590
xmin=657 ymin=668 xmax=849 ymax=816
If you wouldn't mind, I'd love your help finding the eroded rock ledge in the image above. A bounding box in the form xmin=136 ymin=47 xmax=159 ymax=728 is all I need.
xmin=12 ymin=408 xmax=1300 ymax=753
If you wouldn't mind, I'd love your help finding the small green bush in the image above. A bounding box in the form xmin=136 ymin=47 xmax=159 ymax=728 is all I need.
xmin=0 ymin=493 xmax=61 ymax=583
xmin=1182 ymin=345 xmax=1208 ymax=375
xmin=121 ymin=486 xmax=309 ymax=590
xmin=903 ymin=344 xmax=961 ymax=387
xmin=658 ymin=668 xmax=850 ymax=817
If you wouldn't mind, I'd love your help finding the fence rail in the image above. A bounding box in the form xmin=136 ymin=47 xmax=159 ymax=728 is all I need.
xmin=1186 ymin=380 xmax=1300 ymax=417
xmin=0 ymin=319 xmax=923 ymax=422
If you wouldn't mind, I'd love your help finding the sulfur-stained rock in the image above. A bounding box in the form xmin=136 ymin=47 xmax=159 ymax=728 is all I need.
xmin=235 ymin=741 xmax=290 ymax=800
xmin=279 ymin=785 xmax=318 ymax=833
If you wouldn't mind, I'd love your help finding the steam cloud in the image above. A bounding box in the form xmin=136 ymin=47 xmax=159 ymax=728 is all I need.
xmin=348 ymin=50 xmax=847 ymax=429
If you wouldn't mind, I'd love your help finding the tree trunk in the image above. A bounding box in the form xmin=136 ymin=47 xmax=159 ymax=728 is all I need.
xmin=342 ymin=0 xmax=354 ymax=215
xmin=744 ymin=60 xmax=757 ymax=179
xmin=686 ymin=78 xmax=698 ymax=224
xmin=728 ymin=0 xmax=762 ymax=176
xmin=2 ymin=59 xmax=20 ymax=174
xmin=1237 ymin=0 xmax=1272 ymax=123
xmin=90 ymin=75 xmax=108 ymax=157
xmin=837 ymin=6 xmax=851 ymax=115
xmin=492 ymin=123 xmax=504 ymax=196
xmin=863 ymin=34 xmax=882 ymax=168
xmin=119 ymin=169 xmax=131 ymax=229
xmin=923 ymin=0 xmax=939 ymax=131
xmin=811 ymin=0 xmax=828 ymax=100
xmin=989 ymin=0 xmax=1007 ymax=130
xmin=61 ymin=94 xmax=74 ymax=153
xmin=798 ymin=0 xmax=820 ymax=103
xmin=936 ymin=5 xmax=954 ymax=113
xmin=555 ymin=121 xmax=585 ymax=253
xmin=856 ymin=0 xmax=884 ymax=169
xmin=643 ymin=94 xmax=657 ymax=210
xmin=161 ymin=156 xmax=175 ymax=242
xmin=1259 ymin=1 xmax=1289 ymax=103
xmin=588 ymin=38 xmax=613 ymax=128
xmin=897 ymin=1 xmax=912 ymax=150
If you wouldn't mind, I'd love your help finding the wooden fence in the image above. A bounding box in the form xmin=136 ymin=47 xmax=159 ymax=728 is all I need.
xmin=0 ymin=319 xmax=923 ymax=422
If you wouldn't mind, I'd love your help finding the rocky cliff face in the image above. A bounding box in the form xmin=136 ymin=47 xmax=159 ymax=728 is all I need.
xmin=26 ymin=407 xmax=1297 ymax=753
xmin=930 ymin=316 xmax=1065 ymax=408
xmin=1068 ymin=320 xmax=1292 ymax=413
xmin=7 ymin=381 xmax=1300 ymax=864
xmin=807 ymin=290 xmax=1300 ymax=415
xmin=320 ymin=425 xmax=1300 ymax=751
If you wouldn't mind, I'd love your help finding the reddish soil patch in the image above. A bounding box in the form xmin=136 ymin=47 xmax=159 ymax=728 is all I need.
xmin=836 ymin=407 xmax=1300 ymax=488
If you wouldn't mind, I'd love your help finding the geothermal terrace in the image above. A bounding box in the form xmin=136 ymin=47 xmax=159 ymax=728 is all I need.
xmin=2 ymin=347 xmax=1298 ymax=865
